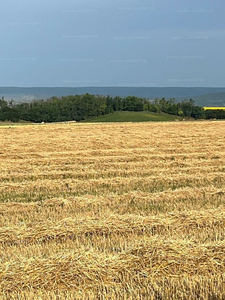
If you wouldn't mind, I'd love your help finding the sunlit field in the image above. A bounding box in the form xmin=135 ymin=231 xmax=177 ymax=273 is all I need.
xmin=0 ymin=121 xmax=225 ymax=299
xmin=203 ymin=107 xmax=225 ymax=110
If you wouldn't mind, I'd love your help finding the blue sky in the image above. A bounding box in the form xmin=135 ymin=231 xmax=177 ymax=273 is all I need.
xmin=0 ymin=0 xmax=224 ymax=87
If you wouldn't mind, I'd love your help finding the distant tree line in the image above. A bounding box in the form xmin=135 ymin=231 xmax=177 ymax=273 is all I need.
xmin=204 ymin=109 xmax=225 ymax=119
xmin=0 ymin=94 xmax=224 ymax=122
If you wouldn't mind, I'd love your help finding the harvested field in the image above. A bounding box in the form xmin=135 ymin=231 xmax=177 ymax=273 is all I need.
xmin=0 ymin=121 xmax=225 ymax=299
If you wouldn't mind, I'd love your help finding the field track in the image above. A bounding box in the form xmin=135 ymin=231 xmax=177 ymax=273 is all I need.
xmin=0 ymin=121 xmax=225 ymax=299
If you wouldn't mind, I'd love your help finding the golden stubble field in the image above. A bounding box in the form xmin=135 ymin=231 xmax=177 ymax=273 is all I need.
xmin=0 ymin=121 xmax=225 ymax=299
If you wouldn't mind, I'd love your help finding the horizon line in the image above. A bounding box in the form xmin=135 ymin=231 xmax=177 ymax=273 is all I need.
xmin=0 ymin=86 xmax=225 ymax=89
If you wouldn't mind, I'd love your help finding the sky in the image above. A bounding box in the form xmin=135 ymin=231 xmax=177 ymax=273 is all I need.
xmin=0 ymin=0 xmax=224 ymax=87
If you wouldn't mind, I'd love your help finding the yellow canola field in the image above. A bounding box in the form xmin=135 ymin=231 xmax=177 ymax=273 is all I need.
xmin=0 ymin=121 xmax=225 ymax=299
xmin=203 ymin=107 xmax=225 ymax=110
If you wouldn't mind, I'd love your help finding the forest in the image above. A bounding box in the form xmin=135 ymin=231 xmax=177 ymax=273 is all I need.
xmin=0 ymin=94 xmax=224 ymax=122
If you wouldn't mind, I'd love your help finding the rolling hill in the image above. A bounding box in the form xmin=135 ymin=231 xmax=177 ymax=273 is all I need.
xmin=81 ymin=111 xmax=182 ymax=122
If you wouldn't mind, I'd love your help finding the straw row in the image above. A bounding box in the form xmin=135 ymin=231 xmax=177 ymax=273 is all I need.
xmin=0 ymin=208 xmax=224 ymax=245
xmin=0 ymin=239 xmax=224 ymax=291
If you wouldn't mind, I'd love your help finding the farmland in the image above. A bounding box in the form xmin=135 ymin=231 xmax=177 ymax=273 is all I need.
xmin=0 ymin=121 xmax=225 ymax=299
xmin=203 ymin=107 xmax=225 ymax=110
xmin=81 ymin=111 xmax=182 ymax=122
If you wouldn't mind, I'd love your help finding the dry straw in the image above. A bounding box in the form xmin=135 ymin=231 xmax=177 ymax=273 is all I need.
xmin=0 ymin=121 xmax=225 ymax=298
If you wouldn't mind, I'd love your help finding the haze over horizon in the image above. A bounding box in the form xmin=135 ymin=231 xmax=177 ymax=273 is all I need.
xmin=1 ymin=0 xmax=224 ymax=88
